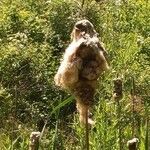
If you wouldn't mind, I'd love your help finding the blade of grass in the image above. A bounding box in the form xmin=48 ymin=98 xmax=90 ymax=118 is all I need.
xmin=50 ymin=96 xmax=74 ymax=116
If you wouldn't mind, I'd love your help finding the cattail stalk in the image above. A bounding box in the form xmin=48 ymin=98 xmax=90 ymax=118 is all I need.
xmin=127 ymin=77 xmax=140 ymax=150
xmin=113 ymin=77 xmax=123 ymax=150
xmin=131 ymin=77 xmax=136 ymax=137
xmin=81 ymin=0 xmax=85 ymax=8
xmin=145 ymin=107 xmax=149 ymax=150
xmin=29 ymin=132 xmax=40 ymax=150
xmin=85 ymin=107 xmax=89 ymax=150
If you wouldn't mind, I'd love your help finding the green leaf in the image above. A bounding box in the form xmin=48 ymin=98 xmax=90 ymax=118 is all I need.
xmin=50 ymin=96 xmax=74 ymax=115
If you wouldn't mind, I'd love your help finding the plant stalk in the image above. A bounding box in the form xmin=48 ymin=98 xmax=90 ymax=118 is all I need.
xmin=85 ymin=106 xmax=89 ymax=150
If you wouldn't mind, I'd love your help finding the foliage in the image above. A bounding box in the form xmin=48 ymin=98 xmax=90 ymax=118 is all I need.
xmin=0 ymin=0 xmax=149 ymax=149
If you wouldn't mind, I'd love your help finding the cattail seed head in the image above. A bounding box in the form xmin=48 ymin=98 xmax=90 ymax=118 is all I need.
xmin=127 ymin=138 xmax=139 ymax=150
xmin=113 ymin=77 xmax=123 ymax=101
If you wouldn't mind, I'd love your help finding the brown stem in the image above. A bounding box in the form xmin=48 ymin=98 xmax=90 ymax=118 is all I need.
xmin=81 ymin=0 xmax=85 ymax=8
xmin=131 ymin=77 xmax=135 ymax=137
xmin=113 ymin=77 xmax=123 ymax=150
xmin=76 ymin=102 xmax=90 ymax=150
xmin=85 ymin=106 xmax=89 ymax=150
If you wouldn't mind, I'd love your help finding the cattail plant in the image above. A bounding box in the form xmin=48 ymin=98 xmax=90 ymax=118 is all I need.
xmin=127 ymin=138 xmax=139 ymax=150
xmin=127 ymin=77 xmax=144 ymax=150
xmin=113 ymin=77 xmax=123 ymax=150
xmin=29 ymin=132 xmax=40 ymax=150
xmin=54 ymin=19 xmax=109 ymax=150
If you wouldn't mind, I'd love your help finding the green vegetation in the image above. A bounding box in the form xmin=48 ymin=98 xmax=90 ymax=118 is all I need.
xmin=0 ymin=0 xmax=149 ymax=149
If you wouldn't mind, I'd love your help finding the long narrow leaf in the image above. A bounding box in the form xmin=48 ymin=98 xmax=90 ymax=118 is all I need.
xmin=50 ymin=96 xmax=74 ymax=115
